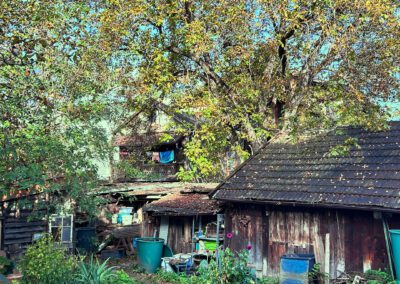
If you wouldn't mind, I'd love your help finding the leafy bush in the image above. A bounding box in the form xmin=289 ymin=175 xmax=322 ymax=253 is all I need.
xmin=116 ymin=160 xmax=162 ymax=180
xmin=364 ymin=269 xmax=396 ymax=284
xmin=108 ymin=270 xmax=136 ymax=284
xmin=175 ymin=248 xmax=256 ymax=284
xmin=308 ymin=263 xmax=329 ymax=282
xmin=19 ymin=234 xmax=76 ymax=284
xmin=75 ymin=255 xmax=115 ymax=284
xmin=0 ymin=255 xmax=14 ymax=275
xmin=257 ymin=277 xmax=279 ymax=284
xmin=154 ymin=270 xmax=185 ymax=283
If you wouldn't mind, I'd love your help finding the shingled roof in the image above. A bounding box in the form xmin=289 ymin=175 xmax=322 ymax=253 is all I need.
xmin=211 ymin=122 xmax=400 ymax=212
xmin=143 ymin=192 xmax=221 ymax=216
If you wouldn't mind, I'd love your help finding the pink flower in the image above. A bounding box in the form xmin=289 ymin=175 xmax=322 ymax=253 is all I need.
xmin=246 ymin=244 xmax=252 ymax=250
xmin=226 ymin=232 xmax=233 ymax=239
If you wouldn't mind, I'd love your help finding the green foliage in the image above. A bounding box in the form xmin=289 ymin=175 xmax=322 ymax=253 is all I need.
xmin=328 ymin=137 xmax=360 ymax=157
xmin=19 ymin=235 xmax=76 ymax=284
xmin=98 ymin=0 xmax=399 ymax=181
xmin=308 ymin=263 xmax=329 ymax=281
xmin=154 ymin=270 xmax=185 ymax=283
xmin=116 ymin=160 xmax=163 ymax=180
xmin=108 ymin=270 xmax=136 ymax=284
xmin=165 ymin=248 xmax=257 ymax=284
xmin=364 ymin=269 xmax=396 ymax=284
xmin=2 ymin=0 xmax=399 ymax=186
xmin=0 ymin=256 xmax=14 ymax=275
xmin=152 ymin=248 xmax=272 ymax=284
xmin=75 ymin=255 xmax=116 ymax=284
xmin=0 ymin=0 xmax=122 ymax=216
xmin=256 ymin=277 xmax=279 ymax=284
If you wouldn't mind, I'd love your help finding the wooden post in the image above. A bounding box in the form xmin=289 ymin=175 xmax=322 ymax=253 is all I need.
xmin=192 ymin=216 xmax=195 ymax=253
xmin=216 ymin=214 xmax=224 ymax=268
xmin=325 ymin=233 xmax=330 ymax=284
xmin=382 ymin=216 xmax=395 ymax=280
xmin=312 ymin=235 xmax=324 ymax=271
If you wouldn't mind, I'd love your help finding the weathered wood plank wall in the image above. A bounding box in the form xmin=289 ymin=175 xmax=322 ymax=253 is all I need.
xmin=224 ymin=204 xmax=399 ymax=278
xmin=225 ymin=206 xmax=265 ymax=272
xmin=167 ymin=217 xmax=192 ymax=254
xmin=142 ymin=215 xmax=193 ymax=253
xmin=1 ymin=208 xmax=47 ymax=259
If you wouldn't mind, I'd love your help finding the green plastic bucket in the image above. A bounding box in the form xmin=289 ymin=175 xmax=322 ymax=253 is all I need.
xmin=136 ymin=237 xmax=165 ymax=273
xmin=389 ymin=230 xmax=400 ymax=283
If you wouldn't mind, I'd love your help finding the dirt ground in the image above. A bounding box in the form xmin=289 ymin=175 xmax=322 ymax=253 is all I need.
xmin=106 ymin=255 xmax=176 ymax=284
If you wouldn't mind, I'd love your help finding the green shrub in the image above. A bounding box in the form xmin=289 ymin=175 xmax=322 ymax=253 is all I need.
xmin=108 ymin=270 xmax=136 ymax=284
xmin=19 ymin=234 xmax=76 ymax=284
xmin=364 ymin=269 xmax=396 ymax=284
xmin=308 ymin=263 xmax=329 ymax=282
xmin=75 ymin=255 xmax=115 ymax=284
xmin=154 ymin=270 xmax=185 ymax=283
xmin=0 ymin=255 xmax=14 ymax=275
xmin=179 ymin=248 xmax=256 ymax=284
xmin=257 ymin=277 xmax=279 ymax=284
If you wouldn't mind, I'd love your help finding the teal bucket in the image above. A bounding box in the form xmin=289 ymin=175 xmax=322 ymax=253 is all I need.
xmin=389 ymin=230 xmax=400 ymax=283
xmin=136 ymin=237 xmax=165 ymax=273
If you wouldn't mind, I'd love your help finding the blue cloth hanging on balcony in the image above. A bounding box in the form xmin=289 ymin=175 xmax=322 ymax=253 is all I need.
xmin=159 ymin=150 xmax=174 ymax=164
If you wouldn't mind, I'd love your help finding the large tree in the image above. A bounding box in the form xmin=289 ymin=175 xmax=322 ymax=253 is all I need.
xmin=2 ymin=0 xmax=398 ymax=187
xmin=100 ymin=0 xmax=399 ymax=180
xmin=0 ymin=0 xmax=121 ymax=214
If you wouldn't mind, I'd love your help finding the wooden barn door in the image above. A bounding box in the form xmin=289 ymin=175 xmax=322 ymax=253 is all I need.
xmin=225 ymin=205 xmax=267 ymax=276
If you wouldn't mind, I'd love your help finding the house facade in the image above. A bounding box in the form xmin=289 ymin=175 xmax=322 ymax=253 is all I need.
xmin=211 ymin=122 xmax=400 ymax=278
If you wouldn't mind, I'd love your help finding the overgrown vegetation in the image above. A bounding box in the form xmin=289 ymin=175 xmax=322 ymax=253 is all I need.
xmin=75 ymin=255 xmax=115 ymax=284
xmin=14 ymin=237 xmax=397 ymax=284
xmin=2 ymin=0 xmax=398 ymax=194
xmin=109 ymin=270 xmax=137 ymax=284
xmin=99 ymin=0 xmax=399 ymax=180
xmin=196 ymin=248 xmax=255 ymax=284
xmin=18 ymin=235 xmax=119 ymax=284
xmin=364 ymin=269 xmax=396 ymax=284
xmin=0 ymin=0 xmax=119 ymax=217
xmin=0 ymin=256 xmax=14 ymax=276
xmin=308 ymin=263 xmax=329 ymax=282
xmin=151 ymin=248 xmax=277 ymax=284
xmin=116 ymin=160 xmax=163 ymax=181
xmin=19 ymin=235 xmax=77 ymax=284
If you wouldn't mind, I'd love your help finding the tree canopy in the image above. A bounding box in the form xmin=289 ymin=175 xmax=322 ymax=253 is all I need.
xmin=0 ymin=0 xmax=122 ymax=213
xmin=99 ymin=0 xmax=400 ymax=180
xmin=1 ymin=0 xmax=399 ymax=203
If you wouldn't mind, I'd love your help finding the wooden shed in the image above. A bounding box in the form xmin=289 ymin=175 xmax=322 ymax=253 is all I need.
xmin=210 ymin=122 xmax=400 ymax=279
xmin=0 ymin=194 xmax=48 ymax=259
xmin=143 ymin=184 xmax=222 ymax=254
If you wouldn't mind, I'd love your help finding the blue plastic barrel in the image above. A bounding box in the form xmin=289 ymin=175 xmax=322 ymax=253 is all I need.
xmin=390 ymin=230 xmax=400 ymax=283
xmin=280 ymin=254 xmax=315 ymax=284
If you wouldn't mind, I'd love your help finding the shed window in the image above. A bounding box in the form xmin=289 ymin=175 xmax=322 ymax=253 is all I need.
xmin=49 ymin=214 xmax=73 ymax=247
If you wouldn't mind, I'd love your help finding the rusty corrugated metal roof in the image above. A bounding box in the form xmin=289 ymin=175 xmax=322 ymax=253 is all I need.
xmin=143 ymin=192 xmax=221 ymax=216
xmin=212 ymin=122 xmax=400 ymax=212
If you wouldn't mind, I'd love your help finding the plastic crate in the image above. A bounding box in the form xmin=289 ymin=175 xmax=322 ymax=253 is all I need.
xmin=280 ymin=254 xmax=315 ymax=284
